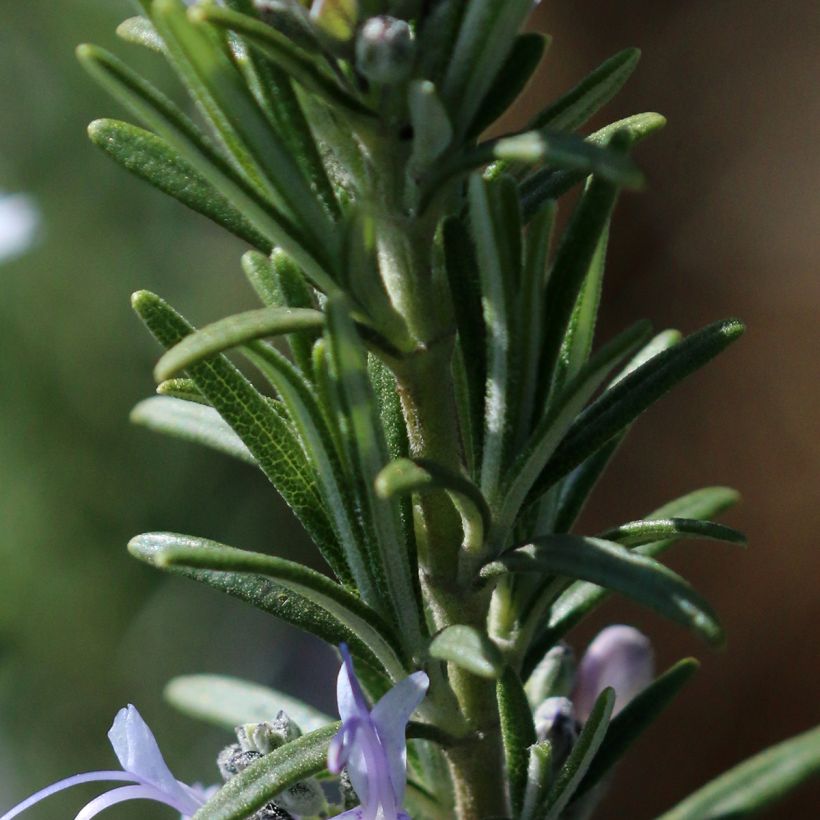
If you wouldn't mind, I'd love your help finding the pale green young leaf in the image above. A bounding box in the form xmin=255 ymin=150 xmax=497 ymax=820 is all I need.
xmin=486 ymin=535 xmax=724 ymax=646
xmin=520 ymin=741 xmax=553 ymax=820
xmin=429 ymin=625 xmax=504 ymax=680
xmin=150 ymin=533 xmax=408 ymax=678
xmin=117 ymin=16 xmax=164 ymax=53
xmin=657 ymin=725 xmax=820 ymax=819
xmin=600 ymin=517 xmax=746 ymax=548
xmin=131 ymin=396 xmax=255 ymax=464
xmin=543 ymin=688 xmax=615 ymax=818
xmin=165 ymin=674 xmax=333 ymax=733
xmin=155 ymin=306 xmax=325 ymax=381
xmin=193 ymin=723 xmax=339 ymax=820
xmin=156 ymin=378 xmax=209 ymax=405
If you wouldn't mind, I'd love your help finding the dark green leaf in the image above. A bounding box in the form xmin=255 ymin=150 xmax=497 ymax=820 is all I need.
xmin=131 ymin=396 xmax=254 ymax=464
xmin=149 ymin=532 xmax=408 ymax=678
xmin=487 ymin=535 xmax=724 ymax=646
xmin=575 ymin=658 xmax=699 ymax=799
xmin=657 ymin=725 xmax=820 ymax=819
xmin=497 ymin=665 xmax=537 ymax=816
xmin=429 ymin=625 xmax=504 ymax=680
xmin=165 ymin=674 xmax=333 ymax=733
xmin=129 ymin=533 xmax=384 ymax=673
xmin=544 ymin=688 xmax=615 ymax=818
xmin=529 ymin=48 xmax=641 ymax=132
xmin=193 ymin=723 xmax=339 ymax=820
xmin=466 ymin=33 xmax=549 ymax=139
xmin=131 ymin=290 xmax=347 ymax=584
xmin=533 ymin=319 xmax=745 ymax=496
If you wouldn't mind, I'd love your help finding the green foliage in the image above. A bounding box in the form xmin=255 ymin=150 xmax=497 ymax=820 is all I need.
xmin=70 ymin=1 xmax=816 ymax=817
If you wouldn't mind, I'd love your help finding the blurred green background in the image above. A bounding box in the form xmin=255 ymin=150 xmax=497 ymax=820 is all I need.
xmin=0 ymin=1 xmax=817 ymax=817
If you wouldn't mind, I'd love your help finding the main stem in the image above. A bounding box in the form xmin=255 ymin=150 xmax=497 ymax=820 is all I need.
xmin=370 ymin=139 xmax=508 ymax=818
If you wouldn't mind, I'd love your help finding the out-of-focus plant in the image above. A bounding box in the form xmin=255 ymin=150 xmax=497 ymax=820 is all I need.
xmin=3 ymin=1 xmax=818 ymax=818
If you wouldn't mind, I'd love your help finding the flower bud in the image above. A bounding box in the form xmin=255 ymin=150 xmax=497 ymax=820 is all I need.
xmin=355 ymin=16 xmax=415 ymax=84
xmin=572 ymin=625 xmax=654 ymax=723
xmin=525 ymin=642 xmax=576 ymax=706
xmin=534 ymin=696 xmax=578 ymax=767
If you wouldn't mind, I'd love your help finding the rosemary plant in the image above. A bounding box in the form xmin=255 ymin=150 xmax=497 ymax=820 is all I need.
xmin=4 ymin=1 xmax=818 ymax=818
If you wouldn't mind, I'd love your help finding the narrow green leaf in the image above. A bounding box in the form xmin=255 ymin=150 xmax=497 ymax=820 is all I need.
xmin=600 ymin=517 xmax=746 ymax=548
xmin=77 ymin=44 xmax=332 ymax=290
xmin=443 ymin=215 xmax=485 ymax=471
xmin=469 ymin=174 xmax=523 ymax=503
xmin=521 ymin=112 xmax=666 ymax=222
xmin=129 ymin=534 xmax=384 ymax=673
xmin=242 ymin=249 xmax=318 ymax=374
xmin=193 ymin=723 xmax=339 ymax=820
xmin=131 ymin=396 xmax=255 ymax=464
xmin=165 ymin=674 xmax=333 ymax=733
xmin=487 ymin=535 xmax=724 ymax=646
xmin=150 ymin=533 xmax=408 ymax=678
xmin=657 ymin=725 xmax=820 ymax=820
xmin=325 ymin=299 xmax=423 ymax=648
xmin=466 ymin=32 xmax=549 ymax=139
xmin=429 ymin=625 xmax=504 ymax=680
xmin=550 ymin=329 xmax=683 ymax=533
xmin=441 ymin=0 xmax=534 ymax=140
xmin=526 ymin=486 xmax=740 ymax=672
xmin=492 ymin=320 xmax=651 ymax=545
xmin=195 ymin=4 xmax=373 ymax=119
xmin=574 ymin=658 xmax=699 ymax=799
xmin=408 ymin=81 xmax=453 ymax=170
xmin=520 ymin=741 xmax=553 ymax=820
xmin=497 ymin=665 xmax=538 ymax=816
xmin=156 ymin=378 xmax=209 ymax=405
xmin=533 ymin=319 xmax=745 ymax=495
xmin=240 ymin=341 xmax=373 ymax=605
xmin=131 ymin=290 xmax=347 ymax=585
xmin=153 ymin=0 xmax=337 ymax=260
xmin=155 ymin=306 xmax=325 ymax=382
xmin=544 ymin=688 xmax=615 ymax=818
xmin=530 ymin=48 xmax=641 ymax=132
xmin=117 ymin=16 xmax=164 ymax=53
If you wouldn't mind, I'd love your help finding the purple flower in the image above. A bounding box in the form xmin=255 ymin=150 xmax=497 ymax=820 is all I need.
xmin=0 ymin=705 xmax=211 ymax=820
xmin=327 ymin=645 xmax=429 ymax=820
xmin=572 ymin=625 xmax=654 ymax=723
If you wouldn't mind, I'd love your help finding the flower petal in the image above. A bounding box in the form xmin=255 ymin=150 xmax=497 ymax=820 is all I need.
xmin=73 ymin=783 xmax=195 ymax=820
xmin=371 ymin=671 xmax=429 ymax=805
xmin=572 ymin=625 xmax=654 ymax=722
xmin=0 ymin=772 xmax=137 ymax=820
xmin=336 ymin=645 xmax=371 ymax=723
xmin=107 ymin=705 xmax=201 ymax=813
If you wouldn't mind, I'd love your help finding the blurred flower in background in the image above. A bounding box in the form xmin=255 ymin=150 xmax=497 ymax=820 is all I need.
xmin=0 ymin=191 xmax=40 ymax=263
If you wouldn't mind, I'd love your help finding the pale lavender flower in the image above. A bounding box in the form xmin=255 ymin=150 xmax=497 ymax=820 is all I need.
xmin=0 ymin=705 xmax=211 ymax=820
xmin=572 ymin=625 xmax=654 ymax=723
xmin=0 ymin=192 xmax=40 ymax=264
xmin=327 ymin=645 xmax=429 ymax=820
